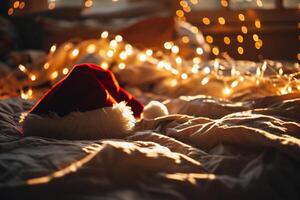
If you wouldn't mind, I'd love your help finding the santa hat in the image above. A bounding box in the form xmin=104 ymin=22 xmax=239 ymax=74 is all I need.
xmin=22 ymin=63 xmax=147 ymax=140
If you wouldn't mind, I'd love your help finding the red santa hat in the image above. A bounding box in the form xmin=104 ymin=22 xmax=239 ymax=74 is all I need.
xmin=22 ymin=63 xmax=146 ymax=140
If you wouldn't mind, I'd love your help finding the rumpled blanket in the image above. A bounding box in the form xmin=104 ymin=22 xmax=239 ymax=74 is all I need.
xmin=0 ymin=94 xmax=300 ymax=200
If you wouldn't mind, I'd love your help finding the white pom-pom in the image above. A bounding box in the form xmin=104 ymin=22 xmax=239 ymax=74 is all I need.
xmin=143 ymin=101 xmax=169 ymax=119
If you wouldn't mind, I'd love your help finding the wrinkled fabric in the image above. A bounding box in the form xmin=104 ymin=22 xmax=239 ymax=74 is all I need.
xmin=0 ymin=96 xmax=300 ymax=200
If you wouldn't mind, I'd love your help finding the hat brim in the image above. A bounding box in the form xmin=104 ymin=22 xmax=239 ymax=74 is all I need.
xmin=22 ymin=102 xmax=135 ymax=140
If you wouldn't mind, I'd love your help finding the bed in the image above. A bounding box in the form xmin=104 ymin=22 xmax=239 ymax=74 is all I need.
xmin=0 ymin=91 xmax=299 ymax=199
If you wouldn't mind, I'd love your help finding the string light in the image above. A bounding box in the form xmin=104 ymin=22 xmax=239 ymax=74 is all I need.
xmin=218 ymin=17 xmax=226 ymax=25
xmin=238 ymin=14 xmax=245 ymax=21
xmin=62 ymin=68 xmax=69 ymax=75
xmin=196 ymin=47 xmax=203 ymax=55
xmin=224 ymin=36 xmax=231 ymax=45
xmin=212 ymin=47 xmax=219 ymax=56
xmin=237 ymin=35 xmax=244 ymax=43
xmin=202 ymin=17 xmax=211 ymax=25
xmin=101 ymin=31 xmax=109 ymax=39
xmin=205 ymin=35 xmax=213 ymax=44
xmin=241 ymin=26 xmax=248 ymax=34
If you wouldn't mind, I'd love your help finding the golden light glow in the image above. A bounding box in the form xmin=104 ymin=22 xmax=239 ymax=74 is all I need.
xmin=50 ymin=44 xmax=57 ymax=53
xmin=256 ymin=0 xmax=263 ymax=7
xmin=297 ymin=53 xmax=300 ymax=61
xmin=253 ymin=34 xmax=259 ymax=41
xmin=224 ymin=36 xmax=231 ymax=45
xmin=8 ymin=8 xmax=14 ymax=15
xmin=86 ymin=44 xmax=96 ymax=54
xmin=191 ymin=26 xmax=199 ymax=34
xmin=218 ymin=17 xmax=226 ymax=25
xmin=241 ymin=26 xmax=248 ymax=34
xmin=212 ymin=47 xmax=219 ymax=56
xmin=181 ymin=36 xmax=190 ymax=43
xmin=196 ymin=47 xmax=203 ymax=55
xmin=51 ymin=71 xmax=58 ymax=79
xmin=181 ymin=73 xmax=188 ymax=80
xmin=237 ymin=35 xmax=244 ymax=43
xmin=71 ymin=49 xmax=79 ymax=58
xmin=85 ymin=0 xmax=93 ymax=8
xmin=106 ymin=50 xmax=114 ymax=58
xmin=48 ymin=2 xmax=55 ymax=10
xmin=145 ymin=49 xmax=153 ymax=56
xmin=176 ymin=56 xmax=182 ymax=64
xmin=202 ymin=17 xmax=211 ymax=25
xmin=109 ymin=40 xmax=118 ymax=49
xmin=223 ymin=87 xmax=232 ymax=96
xmin=13 ymin=1 xmax=20 ymax=9
xmin=44 ymin=63 xmax=50 ymax=70
xmin=18 ymin=64 xmax=26 ymax=72
xmin=237 ymin=47 xmax=244 ymax=55
xmin=176 ymin=10 xmax=184 ymax=18
xmin=171 ymin=45 xmax=179 ymax=54
xmin=231 ymin=80 xmax=239 ymax=88
xmin=205 ymin=35 xmax=213 ymax=44
xmin=62 ymin=68 xmax=69 ymax=75
xmin=138 ymin=54 xmax=147 ymax=62
xmin=220 ymin=0 xmax=228 ymax=7
xmin=118 ymin=62 xmax=126 ymax=70
xmin=255 ymin=20 xmax=261 ymax=28
xmin=190 ymin=0 xmax=198 ymax=5
xmin=101 ymin=62 xmax=109 ymax=69
xmin=19 ymin=2 xmax=25 ymax=9
xmin=30 ymin=74 xmax=36 ymax=81
xmin=238 ymin=14 xmax=245 ymax=21
xmin=115 ymin=35 xmax=123 ymax=42
xmin=201 ymin=77 xmax=209 ymax=85
xmin=193 ymin=57 xmax=201 ymax=64
xmin=164 ymin=42 xmax=173 ymax=50
xmin=101 ymin=31 xmax=109 ymax=39
xmin=203 ymin=67 xmax=210 ymax=74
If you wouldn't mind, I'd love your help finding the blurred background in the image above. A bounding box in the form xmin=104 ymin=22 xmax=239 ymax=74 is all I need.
xmin=0 ymin=0 xmax=299 ymax=62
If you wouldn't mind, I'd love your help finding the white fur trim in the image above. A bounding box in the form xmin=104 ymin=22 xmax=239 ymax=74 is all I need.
xmin=22 ymin=102 xmax=135 ymax=140
xmin=142 ymin=101 xmax=169 ymax=119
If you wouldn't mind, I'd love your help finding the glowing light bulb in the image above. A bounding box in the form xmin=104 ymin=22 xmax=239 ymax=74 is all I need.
xmin=86 ymin=44 xmax=96 ymax=54
xmin=202 ymin=17 xmax=210 ymax=25
xmin=171 ymin=45 xmax=179 ymax=54
xmin=238 ymin=14 xmax=245 ymax=21
xmin=71 ymin=49 xmax=79 ymax=58
xmin=30 ymin=74 xmax=36 ymax=81
xmin=181 ymin=73 xmax=188 ymax=80
xmin=44 ymin=63 xmax=50 ymax=70
xmin=118 ymin=62 xmax=126 ymax=69
xmin=101 ymin=31 xmax=109 ymax=39
xmin=110 ymin=40 xmax=118 ymax=49
xmin=164 ymin=42 xmax=172 ymax=50
xmin=62 ymin=68 xmax=69 ymax=75
xmin=201 ymin=77 xmax=209 ymax=85
xmin=51 ymin=71 xmax=58 ymax=80
xmin=18 ymin=64 xmax=26 ymax=72
xmin=196 ymin=47 xmax=203 ymax=55
xmin=115 ymin=35 xmax=123 ymax=42
xmin=224 ymin=36 xmax=230 ymax=45
xmin=176 ymin=57 xmax=182 ymax=64
xmin=218 ymin=17 xmax=226 ymax=25
xmin=203 ymin=67 xmax=210 ymax=74
xmin=50 ymin=44 xmax=56 ymax=53
xmin=145 ymin=49 xmax=153 ymax=56
xmin=106 ymin=50 xmax=114 ymax=58
xmin=138 ymin=54 xmax=147 ymax=62
xmin=223 ymin=87 xmax=232 ymax=96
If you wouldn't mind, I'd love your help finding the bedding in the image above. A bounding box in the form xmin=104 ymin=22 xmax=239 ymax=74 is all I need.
xmin=0 ymin=92 xmax=299 ymax=199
